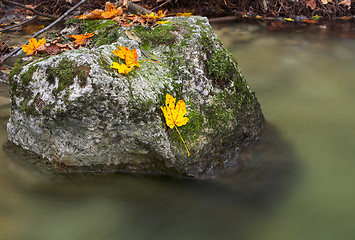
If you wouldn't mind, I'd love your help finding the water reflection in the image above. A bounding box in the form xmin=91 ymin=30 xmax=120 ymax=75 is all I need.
xmin=2 ymin=123 xmax=299 ymax=202
xmin=1 ymin=106 xmax=300 ymax=240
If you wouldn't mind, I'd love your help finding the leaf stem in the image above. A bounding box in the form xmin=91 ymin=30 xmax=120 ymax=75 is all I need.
xmin=174 ymin=124 xmax=190 ymax=157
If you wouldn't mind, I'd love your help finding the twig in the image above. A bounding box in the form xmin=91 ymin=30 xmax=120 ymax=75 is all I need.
xmin=0 ymin=16 xmax=37 ymax=32
xmin=208 ymin=16 xmax=239 ymax=23
xmin=0 ymin=0 xmax=57 ymax=19
xmin=1 ymin=27 xmax=19 ymax=56
xmin=151 ymin=0 xmax=172 ymax=12
xmin=0 ymin=0 xmax=89 ymax=65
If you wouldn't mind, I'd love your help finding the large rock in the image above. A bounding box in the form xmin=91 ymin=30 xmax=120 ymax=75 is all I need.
xmin=7 ymin=16 xmax=264 ymax=178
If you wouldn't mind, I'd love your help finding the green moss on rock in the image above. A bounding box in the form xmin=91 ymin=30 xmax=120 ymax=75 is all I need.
xmin=9 ymin=59 xmax=22 ymax=95
xmin=168 ymin=108 xmax=204 ymax=147
xmin=21 ymin=65 xmax=38 ymax=86
xmin=206 ymin=50 xmax=236 ymax=88
xmin=200 ymin=35 xmax=238 ymax=89
xmin=206 ymin=92 xmax=234 ymax=123
xmin=10 ymin=56 xmax=48 ymax=92
xmin=133 ymin=24 xmax=179 ymax=47
xmin=66 ymin=19 xmax=122 ymax=47
xmin=9 ymin=59 xmax=22 ymax=84
xmin=46 ymin=58 xmax=90 ymax=93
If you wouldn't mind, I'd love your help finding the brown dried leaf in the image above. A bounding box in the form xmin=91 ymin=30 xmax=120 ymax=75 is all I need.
xmin=52 ymin=37 xmax=63 ymax=44
xmin=125 ymin=30 xmax=141 ymax=43
xmin=132 ymin=15 xmax=147 ymax=25
xmin=46 ymin=43 xmax=62 ymax=55
xmin=120 ymin=22 xmax=133 ymax=27
xmin=117 ymin=6 xmax=123 ymax=16
xmin=84 ymin=9 xmax=104 ymax=19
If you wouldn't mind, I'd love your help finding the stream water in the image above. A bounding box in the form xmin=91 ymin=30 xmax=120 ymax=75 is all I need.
xmin=1 ymin=23 xmax=355 ymax=240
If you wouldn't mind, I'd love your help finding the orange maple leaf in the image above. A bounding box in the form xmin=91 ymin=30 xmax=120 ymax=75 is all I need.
xmin=303 ymin=19 xmax=317 ymax=23
xmin=157 ymin=10 xmax=165 ymax=18
xmin=125 ymin=50 xmax=140 ymax=68
xmin=101 ymin=2 xmax=120 ymax=19
xmin=21 ymin=37 xmax=46 ymax=55
xmin=113 ymin=46 xmax=140 ymax=68
xmin=161 ymin=93 xmax=190 ymax=156
xmin=113 ymin=46 xmax=130 ymax=59
xmin=67 ymin=32 xmax=94 ymax=45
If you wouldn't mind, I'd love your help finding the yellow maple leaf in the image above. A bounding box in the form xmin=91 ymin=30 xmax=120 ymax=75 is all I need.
xmin=110 ymin=62 xmax=132 ymax=74
xmin=176 ymin=12 xmax=193 ymax=17
xmin=161 ymin=93 xmax=190 ymax=156
xmin=21 ymin=37 xmax=46 ymax=55
xmin=157 ymin=20 xmax=170 ymax=24
xmin=67 ymin=32 xmax=94 ymax=45
xmin=141 ymin=12 xmax=161 ymax=20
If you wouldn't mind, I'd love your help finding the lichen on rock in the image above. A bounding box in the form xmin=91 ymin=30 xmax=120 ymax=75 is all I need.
xmin=7 ymin=16 xmax=264 ymax=178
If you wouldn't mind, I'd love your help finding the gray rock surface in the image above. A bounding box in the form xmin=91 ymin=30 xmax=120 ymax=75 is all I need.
xmin=7 ymin=16 xmax=264 ymax=178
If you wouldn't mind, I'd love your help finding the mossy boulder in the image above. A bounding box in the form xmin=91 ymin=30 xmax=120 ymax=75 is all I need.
xmin=7 ymin=16 xmax=264 ymax=178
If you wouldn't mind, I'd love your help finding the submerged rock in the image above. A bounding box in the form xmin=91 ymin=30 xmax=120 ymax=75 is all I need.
xmin=7 ymin=16 xmax=264 ymax=178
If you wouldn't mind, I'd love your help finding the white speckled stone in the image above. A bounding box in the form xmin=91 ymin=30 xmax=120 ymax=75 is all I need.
xmin=7 ymin=17 xmax=264 ymax=178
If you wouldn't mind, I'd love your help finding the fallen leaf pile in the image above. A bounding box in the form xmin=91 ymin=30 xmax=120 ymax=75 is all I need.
xmin=141 ymin=11 xmax=165 ymax=20
xmin=77 ymin=2 xmax=122 ymax=20
xmin=113 ymin=10 xmax=167 ymax=27
xmin=35 ymin=39 xmax=76 ymax=55
xmin=74 ymin=2 xmax=168 ymax=27
xmin=21 ymin=32 xmax=95 ymax=56
xmin=110 ymin=45 xmax=161 ymax=74
xmin=110 ymin=46 xmax=140 ymax=74
xmin=161 ymin=93 xmax=190 ymax=157
xmin=305 ymin=0 xmax=351 ymax=10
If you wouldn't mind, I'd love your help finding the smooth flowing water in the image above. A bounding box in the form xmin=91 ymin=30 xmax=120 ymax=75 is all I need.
xmin=1 ymin=23 xmax=355 ymax=240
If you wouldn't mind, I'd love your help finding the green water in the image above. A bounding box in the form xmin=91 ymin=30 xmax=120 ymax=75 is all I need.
xmin=1 ymin=23 xmax=355 ymax=240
